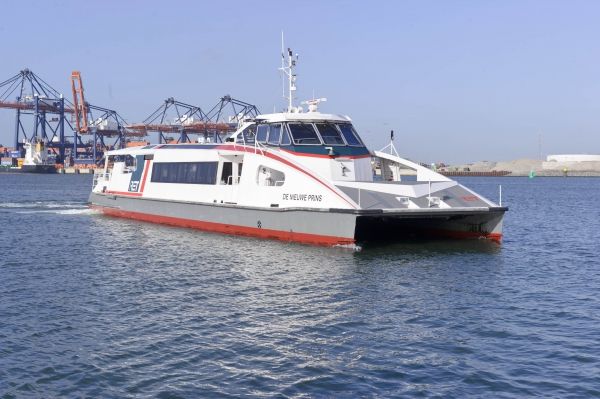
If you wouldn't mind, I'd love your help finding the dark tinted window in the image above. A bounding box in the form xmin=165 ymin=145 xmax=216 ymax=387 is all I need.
xmin=267 ymin=124 xmax=282 ymax=145
xmin=151 ymin=162 xmax=218 ymax=184
xmin=337 ymin=123 xmax=363 ymax=146
xmin=256 ymin=124 xmax=269 ymax=143
xmin=220 ymin=162 xmax=233 ymax=185
xmin=315 ymin=123 xmax=345 ymax=145
xmin=288 ymin=123 xmax=321 ymax=145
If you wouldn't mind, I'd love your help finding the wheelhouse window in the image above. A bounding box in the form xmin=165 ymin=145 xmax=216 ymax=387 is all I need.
xmin=288 ymin=123 xmax=321 ymax=145
xmin=151 ymin=162 xmax=218 ymax=184
xmin=315 ymin=123 xmax=345 ymax=145
xmin=236 ymin=125 xmax=256 ymax=145
xmin=280 ymin=126 xmax=291 ymax=145
xmin=267 ymin=124 xmax=282 ymax=145
xmin=256 ymin=124 xmax=269 ymax=143
xmin=337 ymin=123 xmax=363 ymax=146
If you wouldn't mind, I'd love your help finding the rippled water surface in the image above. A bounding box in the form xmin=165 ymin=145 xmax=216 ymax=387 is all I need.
xmin=1 ymin=174 xmax=599 ymax=397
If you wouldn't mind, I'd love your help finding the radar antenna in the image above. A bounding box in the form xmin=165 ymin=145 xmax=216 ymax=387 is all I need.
xmin=301 ymin=98 xmax=327 ymax=113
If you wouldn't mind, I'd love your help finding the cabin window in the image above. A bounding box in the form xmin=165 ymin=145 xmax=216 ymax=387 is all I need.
xmin=337 ymin=123 xmax=363 ymax=146
xmin=288 ymin=123 xmax=321 ymax=145
xmin=267 ymin=124 xmax=282 ymax=145
xmin=124 ymin=155 xmax=136 ymax=168
xmin=280 ymin=126 xmax=291 ymax=145
xmin=110 ymin=154 xmax=136 ymax=173
xmin=256 ymin=124 xmax=269 ymax=143
xmin=236 ymin=125 xmax=256 ymax=145
xmin=151 ymin=162 xmax=218 ymax=184
xmin=315 ymin=123 xmax=345 ymax=145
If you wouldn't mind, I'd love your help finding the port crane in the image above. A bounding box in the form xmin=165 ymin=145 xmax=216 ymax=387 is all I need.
xmin=0 ymin=69 xmax=141 ymax=165
xmin=1 ymin=69 xmax=260 ymax=164
xmin=70 ymin=71 xmax=145 ymax=163
xmin=0 ymin=69 xmax=73 ymax=162
xmin=131 ymin=96 xmax=260 ymax=144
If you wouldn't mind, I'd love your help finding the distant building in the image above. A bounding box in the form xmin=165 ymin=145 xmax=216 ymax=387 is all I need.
xmin=546 ymin=154 xmax=600 ymax=162
xmin=543 ymin=154 xmax=600 ymax=172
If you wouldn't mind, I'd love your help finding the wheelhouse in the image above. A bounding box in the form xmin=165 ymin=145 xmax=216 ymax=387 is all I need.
xmin=233 ymin=117 xmax=369 ymax=157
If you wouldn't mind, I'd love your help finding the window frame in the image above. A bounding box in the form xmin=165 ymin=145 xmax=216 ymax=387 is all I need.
xmin=314 ymin=122 xmax=347 ymax=146
xmin=287 ymin=122 xmax=323 ymax=146
xmin=280 ymin=124 xmax=292 ymax=146
xmin=267 ymin=124 xmax=282 ymax=146
xmin=336 ymin=123 xmax=364 ymax=147
xmin=236 ymin=124 xmax=256 ymax=145
xmin=150 ymin=161 xmax=218 ymax=185
xmin=256 ymin=124 xmax=269 ymax=143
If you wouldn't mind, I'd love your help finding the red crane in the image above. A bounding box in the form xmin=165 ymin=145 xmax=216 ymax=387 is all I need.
xmin=71 ymin=71 xmax=89 ymax=133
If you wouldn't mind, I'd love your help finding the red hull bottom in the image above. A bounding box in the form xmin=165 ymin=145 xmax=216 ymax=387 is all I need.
xmin=91 ymin=205 xmax=502 ymax=247
xmin=425 ymin=229 xmax=502 ymax=243
xmin=91 ymin=205 xmax=356 ymax=247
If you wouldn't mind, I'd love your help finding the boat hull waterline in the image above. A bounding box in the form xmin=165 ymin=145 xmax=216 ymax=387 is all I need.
xmin=89 ymin=192 xmax=505 ymax=247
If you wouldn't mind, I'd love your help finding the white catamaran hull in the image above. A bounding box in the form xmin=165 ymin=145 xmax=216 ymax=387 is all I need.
xmin=89 ymin=192 xmax=505 ymax=246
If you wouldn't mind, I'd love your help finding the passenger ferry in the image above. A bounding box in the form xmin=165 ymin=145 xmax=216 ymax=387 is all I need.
xmin=89 ymin=48 xmax=506 ymax=248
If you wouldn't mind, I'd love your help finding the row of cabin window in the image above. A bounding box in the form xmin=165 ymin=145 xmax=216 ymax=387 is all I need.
xmin=150 ymin=161 xmax=218 ymax=185
xmin=239 ymin=123 xmax=363 ymax=147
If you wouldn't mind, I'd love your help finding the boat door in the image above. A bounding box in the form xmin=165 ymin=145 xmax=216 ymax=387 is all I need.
xmin=218 ymin=155 xmax=243 ymax=204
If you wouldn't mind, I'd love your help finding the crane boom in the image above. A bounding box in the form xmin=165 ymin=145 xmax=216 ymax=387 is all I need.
xmin=71 ymin=71 xmax=88 ymax=133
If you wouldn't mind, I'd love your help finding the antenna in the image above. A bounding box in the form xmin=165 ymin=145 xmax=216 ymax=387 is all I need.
xmin=380 ymin=129 xmax=399 ymax=157
xmin=278 ymin=32 xmax=298 ymax=112
xmin=301 ymin=98 xmax=327 ymax=113
xmin=280 ymin=32 xmax=285 ymax=101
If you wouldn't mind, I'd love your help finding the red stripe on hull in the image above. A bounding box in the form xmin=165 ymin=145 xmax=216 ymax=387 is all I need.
xmin=219 ymin=145 xmax=358 ymax=209
xmin=91 ymin=205 xmax=356 ymax=247
xmin=139 ymin=159 xmax=151 ymax=192
xmin=105 ymin=190 xmax=143 ymax=197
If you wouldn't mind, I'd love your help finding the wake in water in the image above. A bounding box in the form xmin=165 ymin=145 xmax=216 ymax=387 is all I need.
xmin=17 ymin=208 xmax=99 ymax=215
xmin=0 ymin=201 xmax=88 ymax=209
xmin=0 ymin=201 xmax=97 ymax=215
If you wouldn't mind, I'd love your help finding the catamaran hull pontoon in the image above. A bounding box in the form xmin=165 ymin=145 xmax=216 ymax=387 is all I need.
xmin=90 ymin=191 xmax=505 ymax=247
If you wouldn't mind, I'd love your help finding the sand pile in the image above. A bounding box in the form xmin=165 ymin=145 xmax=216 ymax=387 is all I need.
xmin=446 ymin=158 xmax=600 ymax=175
xmin=492 ymin=159 xmax=543 ymax=174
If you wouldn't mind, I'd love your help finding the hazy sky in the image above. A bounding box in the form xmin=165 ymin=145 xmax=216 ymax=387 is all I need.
xmin=1 ymin=0 xmax=599 ymax=164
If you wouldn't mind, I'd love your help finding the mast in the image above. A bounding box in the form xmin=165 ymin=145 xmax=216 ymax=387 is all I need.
xmin=279 ymin=33 xmax=298 ymax=112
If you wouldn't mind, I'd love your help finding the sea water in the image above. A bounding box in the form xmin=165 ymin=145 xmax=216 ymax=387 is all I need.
xmin=0 ymin=174 xmax=599 ymax=397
